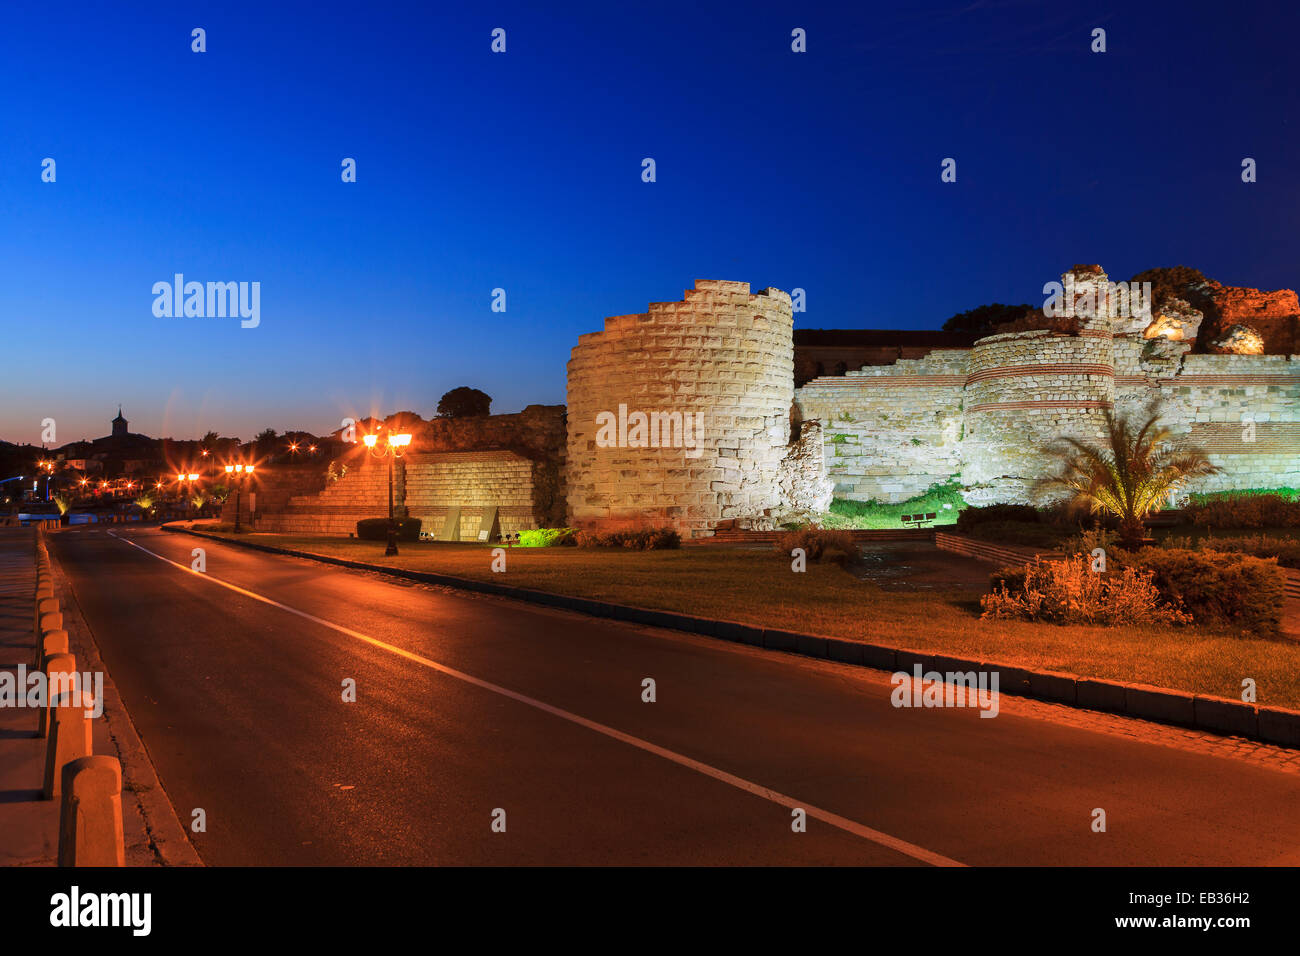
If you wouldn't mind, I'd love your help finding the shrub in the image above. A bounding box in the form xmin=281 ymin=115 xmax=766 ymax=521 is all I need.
xmin=981 ymin=555 xmax=1189 ymax=626
xmin=988 ymin=564 xmax=1027 ymax=593
xmin=1115 ymin=547 xmax=1285 ymax=637
xmin=1061 ymin=527 xmax=1119 ymax=558
xmin=356 ymin=517 xmax=422 ymax=542
xmin=573 ymin=527 xmax=681 ymax=550
xmin=773 ymin=528 xmax=857 ymax=563
xmin=956 ymin=503 xmax=1039 ymax=532
xmin=1164 ymin=533 xmax=1300 ymax=570
xmin=1186 ymin=493 xmax=1300 ymax=529
xmin=516 ymin=528 xmax=576 ymax=547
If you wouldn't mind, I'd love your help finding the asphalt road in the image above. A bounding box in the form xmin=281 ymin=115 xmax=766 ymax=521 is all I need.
xmin=49 ymin=525 xmax=1300 ymax=866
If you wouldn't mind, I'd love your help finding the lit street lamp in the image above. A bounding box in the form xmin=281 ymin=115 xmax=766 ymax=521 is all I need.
xmin=363 ymin=431 xmax=412 ymax=556
xmin=223 ymin=463 xmax=255 ymax=533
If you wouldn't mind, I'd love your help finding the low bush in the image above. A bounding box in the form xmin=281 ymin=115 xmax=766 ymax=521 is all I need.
xmin=1186 ymin=493 xmax=1300 ymax=529
xmin=573 ymin=527 xmax=681 ymax=550
xmin=773 ymin=528 xmax=857 ymax=564
xmin=985 ymin=547 xmax=1286 ymax=635
xmin=356 ymin=517 xmax=422 ymax=542
xmin=516 ymin=528 xmax=576 ymax=547
xmin=1061 ymin=528 xmax=1119 ymax=558
xmin=956 ymin=503 xmax=1039 ymax=532
xmin=1115 ymin=547 xmax=1285 ymax=637
xmin=988 ymin=564 xmax=1027 ymax=593
xmin=981 ymin=555 xmax=1189 ymax=626
xmin=1162 ymin=532 xmax=1300 ymax=570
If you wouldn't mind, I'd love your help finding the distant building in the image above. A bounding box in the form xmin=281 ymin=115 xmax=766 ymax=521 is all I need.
xmin=112 ymin=407 xmax=129 ymax=439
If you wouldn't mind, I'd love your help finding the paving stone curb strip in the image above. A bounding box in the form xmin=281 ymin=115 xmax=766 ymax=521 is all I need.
xmin=163 ymin=524 xmax=1300 ymax=750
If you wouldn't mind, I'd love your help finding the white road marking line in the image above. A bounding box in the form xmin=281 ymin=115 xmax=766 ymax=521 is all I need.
xmin=109 ymin=529 xmax=964 ymax=867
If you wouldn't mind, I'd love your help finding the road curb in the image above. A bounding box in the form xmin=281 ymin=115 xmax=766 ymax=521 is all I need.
xmin=163 ymin=523 xmax=1300 ymax=751
xmin=48 ymin=532 xmax=204 ymax=866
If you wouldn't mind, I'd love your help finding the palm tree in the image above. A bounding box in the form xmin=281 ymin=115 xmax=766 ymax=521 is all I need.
xmin=1035 ymin=407 xmax=1220 ymax=549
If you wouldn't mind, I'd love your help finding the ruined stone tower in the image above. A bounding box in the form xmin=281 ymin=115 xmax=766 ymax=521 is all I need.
xmin=566 ymin=280 xmax=831 ymax=536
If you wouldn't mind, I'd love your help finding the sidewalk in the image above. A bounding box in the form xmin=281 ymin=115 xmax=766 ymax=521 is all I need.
xmin=0 ymin=528 xmax=178 ymax=866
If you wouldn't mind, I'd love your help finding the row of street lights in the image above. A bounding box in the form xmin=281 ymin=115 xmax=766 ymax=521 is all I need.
xmin=38 ymin=432 xmax=409 ymax=546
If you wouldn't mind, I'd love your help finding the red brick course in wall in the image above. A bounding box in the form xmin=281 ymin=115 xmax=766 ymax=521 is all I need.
xmin=964 ymin=363 xmax=1114 ymax=385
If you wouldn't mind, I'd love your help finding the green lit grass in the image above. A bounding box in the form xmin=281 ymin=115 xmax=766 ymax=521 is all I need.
xmin=1188 ymin=487 xmax=1300 ymax=503
xmin=819 ymin=479 xmax=964 ymax=529
xmin=193 ymin=528 xmax=1300 ymax=709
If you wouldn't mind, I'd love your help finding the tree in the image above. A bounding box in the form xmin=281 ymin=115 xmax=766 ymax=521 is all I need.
xmin=941 ymin=302 xmax=1034 ymax=337
xmin=1034 ymin=408 xmax=1220 ymax=549
xmin=437 ymin=387 xmax=492 ymax=418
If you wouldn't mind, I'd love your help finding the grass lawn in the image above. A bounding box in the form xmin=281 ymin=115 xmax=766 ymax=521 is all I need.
xmin=818 ymin=480 xmax=963 ymax=529
xmin=192 ymin=527 xmax=1300 ymax=710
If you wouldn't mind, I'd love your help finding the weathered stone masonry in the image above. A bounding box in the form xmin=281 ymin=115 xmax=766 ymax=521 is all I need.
xmin=565 ymin=280 xmax=832 ymax=536
xmin=249 ymin=270 xmax=1296 ymax=537
xmin=796 ymin=268 xmax=1300 ymax=505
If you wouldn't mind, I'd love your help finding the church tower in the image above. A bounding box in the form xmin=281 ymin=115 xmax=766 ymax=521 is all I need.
xmin=112 ymin=406 xmax=128 ymax=438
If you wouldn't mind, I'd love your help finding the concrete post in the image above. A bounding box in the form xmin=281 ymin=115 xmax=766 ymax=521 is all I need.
xmin=36 ymin=613 xmax=63 ymax=664
xmin=38 ymin=629 xmax=69 ymax=669
xmin=34 ymin=597 xmax=58 ymax=638
xmin=58 ymin=756 xmax=125 ymax=867
xmin=38 ymin=653 xmax=76 ymax=739
xmin=44 ymin=690 xmax=94 ymax=799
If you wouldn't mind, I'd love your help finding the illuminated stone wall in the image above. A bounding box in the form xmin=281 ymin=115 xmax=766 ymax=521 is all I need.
xmin=565 ymin=280 xmax=832 ymax=536
xmin=796 ymin=268 xmax=1300 ymax=505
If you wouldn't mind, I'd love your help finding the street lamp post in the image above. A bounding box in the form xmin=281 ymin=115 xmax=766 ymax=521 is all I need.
xmin=178 ymin=472 xmax=201 ymax=515
xmin=223 ymin=463 xmax=255 ymax=533
xmin=363 ymin=431 xmax=411 ymax=556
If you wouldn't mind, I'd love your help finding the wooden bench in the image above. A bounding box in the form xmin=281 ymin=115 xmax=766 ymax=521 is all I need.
xmin=900 ymin=512 xmax=937 ymax=529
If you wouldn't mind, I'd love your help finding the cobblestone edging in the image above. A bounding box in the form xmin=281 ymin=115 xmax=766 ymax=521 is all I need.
xmin=163 ymin=524 xmax=1300 ymax=751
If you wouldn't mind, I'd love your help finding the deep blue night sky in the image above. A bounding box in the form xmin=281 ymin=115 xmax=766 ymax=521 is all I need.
xmin=1 ymin=0 xmax=1296 ymax=441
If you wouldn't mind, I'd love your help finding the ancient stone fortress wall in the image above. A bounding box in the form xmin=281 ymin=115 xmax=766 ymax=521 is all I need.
xmin=409 ymin=404 xmax=567 ymax=527
xmin=1113 ymin=338 xmax=1300 ymax=495
xmin=960 ymin=323 xmax=1116 ymax=504
xmin=795 ymin=267 xmax=1300 ymax=506
xmin=566 ymin=280 xmax=832 ymax=536
xmin=257 ymin=450 xmax=543 ymax=538
xmin=794 ymin=350 xmax=967 ymax=501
